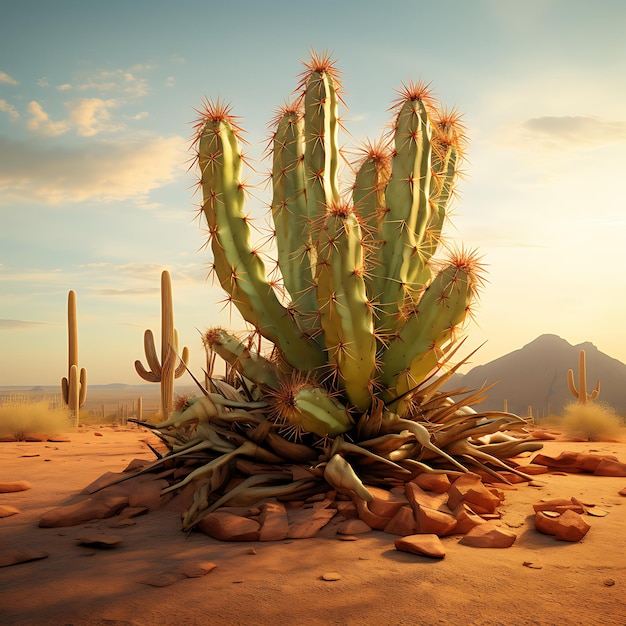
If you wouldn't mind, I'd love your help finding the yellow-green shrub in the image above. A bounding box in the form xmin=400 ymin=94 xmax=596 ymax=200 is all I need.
xmin=561 ymin=401 xmax=622 ymax=442
xmin=0 ymin=400 xmax=71 ymax=440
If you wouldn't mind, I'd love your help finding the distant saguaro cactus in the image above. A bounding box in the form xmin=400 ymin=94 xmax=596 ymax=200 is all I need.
xmin=135 ymin=270 xmax=190 ymax=419
xmin=567 ymin=349 xmax=600 ymax=405
xmin=61 ymin=290 xmax=87 ymax=424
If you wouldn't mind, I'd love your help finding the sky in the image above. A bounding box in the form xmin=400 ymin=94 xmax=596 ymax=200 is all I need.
xmin=1 ymin=0 xmax=625 ymax=387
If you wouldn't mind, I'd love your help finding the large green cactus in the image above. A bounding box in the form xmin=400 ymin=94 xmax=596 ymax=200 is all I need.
xmin=124 ymin=53 xmax=541 ymax=533
xmin=194 ymin=53 xmax=477 ymax=426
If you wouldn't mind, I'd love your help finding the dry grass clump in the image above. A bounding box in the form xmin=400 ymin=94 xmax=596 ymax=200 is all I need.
xmin=561 ymin=401 xmax=622 ymax=442
xmin=0 ymin=400 xmax=71 ymax=440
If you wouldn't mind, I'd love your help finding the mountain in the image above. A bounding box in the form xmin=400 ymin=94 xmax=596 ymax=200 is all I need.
xmin=447 ymin=334 xmax=626 ymax=417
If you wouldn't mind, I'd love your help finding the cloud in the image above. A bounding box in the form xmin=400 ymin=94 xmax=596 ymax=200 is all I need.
xmin=0 ymin=71 xmax=18 ymax=85
xmin=57 ymin=83 xmax=72 ymax=91
xmin=37 ymin=77 xmax=49 ymax=87
xmin=0 ymin=319 xmax=51 ymax=329
xmin=26 ymin=101 xmax=70 ymax=136
xmin=0 ymin=134 xmax=187 ymax=205
xmin=519 ymin=116 xmax=626 ymax=149
xmin=0 ymin=99 xmax=19 ymax=121
xmin=74 ymin=69 xmax=150 ymax=98
xmin=25 ymin=98 xmax=124 ymax=137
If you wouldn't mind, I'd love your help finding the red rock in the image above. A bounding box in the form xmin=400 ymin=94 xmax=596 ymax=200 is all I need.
xmin=533 ymin=498 xmax=584 ymax=514
xmin=534 ymin=510 xmax=590 ymax=542
xmin=452 ymin=503 xmax=487 ymax=534
xmin=532 ymin=452 xmax=581 ymax=471
xmin=415 ymin=505 xmax=457 ymax=536
xmin=337 ymin=519 xmax=371 ymax=535
xmin=619 ymin=486 xmax=626 ymax=496
xmin=122 ymin=458 xmax=151 ymax=472
xmin=39 ymin=496 xmax=129 ymax=528
xmin=286 ymin=506 xmax=336 ymax=539
xmin=258 ymin=501 xmax=289 ymax=541
xmin=578 ymin=454 xmax=615 ymax=473
xmin=594 ymin=458 xmax=626 ymax=477
xmin=334 ymin=500 xmax=358 ymax=519
xmin=77 ymin=533 xmax=123 ymax=548
xmin=94 ymin=431 xmax=104 ymax=437
xmin=405 ymin=482 xmax=450 ymax=513
xmin=459 ymin=522 xmax=517 ymax=548
xmin=0 ymin=505 xmax=19 ymax=518
xmin=518 ymin=464 xmax=549 ymax=475
xmin=353 ymin=498 xmax=389 ymax=530
xmin=384 ymin=505 xmax=419 ymax=537
xmin=413 ymin=473 xmax=451 ymax=493
xmin=367 ymin=486 xmax=408 ymax=518
xmin=198 ymin=511 xmax=260 ymax=541
xmin=447 ymin=474 xmax=500 ymax=513
xmin=395 ymin=534 xmax=445 ymax=558
xmin=0 ymin=548 xmax=49 ymax=567
xmin=0 ymin=481 xmax=32 ymax=493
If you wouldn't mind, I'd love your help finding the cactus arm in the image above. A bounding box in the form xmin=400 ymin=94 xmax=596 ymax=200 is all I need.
xmin=78 ymin=367 xmax=87 ymax=407
xmin=372 ymin=94 xmax=434 ymax=333
xmin=203 ymin=328 xmax=284 ymax=390
xmin=380 ymin=260 xmax=477 ymax=409
xmin=134 ymin=360 xmax=160 ymax=383
xmin=316 ymin=207 xmax=377 ymax=411
xmin=270 ymin=106 xmax=319 ymax=330
xmin=302 ymin=62 xmax=340 ymax=230
xmin=198 ymin=112 xmax=325 ymax=371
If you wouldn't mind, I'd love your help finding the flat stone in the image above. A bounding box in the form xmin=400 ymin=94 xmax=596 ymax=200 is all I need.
xmin=534 ymin=510 xmax=590 ymax=542
xmin=459 ymin=522 xmax=517 ymax=548
xmin=367 ymin=486 xmax=408 ymax=518
xmin=416 ymin=505 xmax=457 ymax=536
xmin=353 ymin=498 xmax=389 ymax=530
xmin=77 ymin=533 xmax=123 ymax=548
xmin=0 ymin=548 xmax=49 ymax=567
xmin=337 ymin=518 xmax=371 ymax=535
xmin=286 ymin=506 xmax=336 ymax=539
xmin=619 ymin=486 xmax=626 ymax=496
xmin=258 ymin=501 xmax=289 ymax=541
xmin=384 ymin=505 xmax=419 ymax=537
xmin=447 ymin=474 xmax=500 ymax=513
xmin=413 ymin=473 xmax=451 ymax=493
xmin=452 ymin=503 xmax=487 ymax=534
xmin=198 ymin=511 xmax=260 ymax=541
xmin=39 ymin=496 xmax=129 ymax=528
xmin=405 ymin=482 xmax=449 ymax=513
xmin=321 ymin=572 xmax=341 ymax=581
xmin=533 ymin=498 xmax=585 ymax=514
xmin=0 ymin=481 xmax=32 ymax=493
xmin=518 ymin=464 xmax=549 ymax=475
xmin=177 ymin=560 xmax=217 ymax=578
xmin=394 ymin=534 xmax=445 ymax=559
xmin=594 ymin=458 xmax=626 ymax=477
xmin=0 ymin=505 xmax=19 ymax=518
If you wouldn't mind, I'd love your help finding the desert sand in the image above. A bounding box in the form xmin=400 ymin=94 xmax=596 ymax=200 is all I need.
xmin=1 ymin=425 xmax=625 ymax=626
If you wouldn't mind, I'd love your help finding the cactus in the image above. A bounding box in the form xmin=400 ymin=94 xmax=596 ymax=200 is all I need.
xmin=124 ymin=53 xmax=541 ymax=531
xmin=135 ymin=270 xmax=190 ymax=419
xmin=61 ymin=290 xmax=87 ymax=424
xmin=567 ymin=349 xmax=600 ymax=405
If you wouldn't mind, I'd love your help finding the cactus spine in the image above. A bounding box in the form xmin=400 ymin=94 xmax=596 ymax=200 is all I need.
xmin=61 ymin=290 xmax=87 ymax=424
xmin=567 ymin=349 xmax=600 ymax=405
xmin=135 ymin=270 xmax=190 ymax=419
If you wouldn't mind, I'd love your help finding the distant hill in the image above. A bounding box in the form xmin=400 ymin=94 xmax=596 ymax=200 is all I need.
xmin=447 ymin=334 xmax=626 ymax=417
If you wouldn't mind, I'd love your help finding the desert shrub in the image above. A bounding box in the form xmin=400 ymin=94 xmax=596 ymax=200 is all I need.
xmin=561 ymin=401 xmax=622 ymax=442
xmin=0 ymin=400 xmax=71 ymax=440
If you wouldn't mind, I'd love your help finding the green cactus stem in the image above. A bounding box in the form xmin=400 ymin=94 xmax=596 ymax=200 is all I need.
xmin=567 ymin=349 xmax=600 ymax=405
xmin=61 ymin=290 xmax=87 ymax=423
xmin=194 ymin=102 xmax=325 ymax=371
xmin=135 ymin=270 xmax=190 ymax=419
xmin=315 ymin=204 xmax=377 ymax=411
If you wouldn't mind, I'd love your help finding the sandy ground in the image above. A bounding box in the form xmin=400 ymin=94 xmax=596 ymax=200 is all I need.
xmin=1 ymin=425 xmax=625 ymax=626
